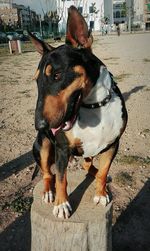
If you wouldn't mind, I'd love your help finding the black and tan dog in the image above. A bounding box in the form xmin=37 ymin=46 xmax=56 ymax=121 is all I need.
xmin=30 ymin=6 xmax=127 ymax=219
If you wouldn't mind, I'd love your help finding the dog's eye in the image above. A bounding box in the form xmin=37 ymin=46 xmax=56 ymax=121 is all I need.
xmin=54 ymin=72 xmax=62 ymax=81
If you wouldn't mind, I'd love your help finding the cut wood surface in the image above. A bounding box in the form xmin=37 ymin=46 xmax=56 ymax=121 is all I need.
xmin=31 ymin=170 xmax=112 ymax=251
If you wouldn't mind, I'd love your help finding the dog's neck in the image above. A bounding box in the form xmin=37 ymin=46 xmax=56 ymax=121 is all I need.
xmin=51 ymin=66 xmax=113 ymax=136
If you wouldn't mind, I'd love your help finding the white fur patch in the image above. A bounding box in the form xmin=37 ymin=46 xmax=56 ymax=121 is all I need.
xmin=42 ymin=190 xmax=54 ymax=203
xmin=53 ymin=201 xmax=72 ymax=219
xmin=93 ymin=195 xmax=110 ymax=207
xmin=72 ymin=66 xmax=123 ymax=157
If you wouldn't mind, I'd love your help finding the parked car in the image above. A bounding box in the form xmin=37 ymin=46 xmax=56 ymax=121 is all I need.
xmin=0 ymin=32 xmax=8 ymax=43
xmin=32 ymin=32 xmax=43 ymax=40
xmin=6 ymin=32 xmax=20 ymax=41
xmin=15 ymin=29 xmax=30 ymax=41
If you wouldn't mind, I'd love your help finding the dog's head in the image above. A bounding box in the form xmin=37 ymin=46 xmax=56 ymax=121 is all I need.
xmin=30 ymin=6 xmax=101 ymax=132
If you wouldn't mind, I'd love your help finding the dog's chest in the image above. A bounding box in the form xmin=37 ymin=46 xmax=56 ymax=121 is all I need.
xmin=72 ymin=95 xmax=123 ymax=157
xmin=71 ymin=67 xmax=124 ymax=157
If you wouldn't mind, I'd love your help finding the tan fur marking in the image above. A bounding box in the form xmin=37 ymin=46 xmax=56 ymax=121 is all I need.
xmin=43 ymin=178 xmax=52 ymax=192
xmin=43 ymin=95 xmax=66 ymax=127
xmin=43 ymin=65 xmax=92 ymax=126
xmin=45 ymin=64 xmax=52 ymax=76
xmin=40 ymin=137 xmax=54 ymax=180
xmin=82 ymin=157 xmax=98 ymax=177
xmin=95 ymin=144 xmax=117 ymax=196
xmin=73 ymin=65 xmax=92 ymax=97
xmin=55 ymin=171 xmax=68 ymax=205
xmin=33 ymin=69 xmax=40 ymax=80
xmin=65 ymin=131 xmax=84 ymax=155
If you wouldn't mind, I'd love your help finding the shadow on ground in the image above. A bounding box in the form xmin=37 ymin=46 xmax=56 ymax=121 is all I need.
xmin=112 ymin=179 xmax=150 ymax=251
xmin=0 ymin=212 xmax=31 ymax=251
xmin=0 ymin=151 xmax=34 ymax=181
xmin=123 ymin=85 xmax=145 ymax=101
xmin=69 ymin=174 xmax=95 ymax=215
xmin=0 ymin=85 xmax=149 ymax=250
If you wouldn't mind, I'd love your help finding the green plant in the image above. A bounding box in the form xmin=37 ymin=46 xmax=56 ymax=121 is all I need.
xmin=10 ymin=197 xmax=33 ymax=213
xmin=115 ymin=171 xmax=134 ymax=186
xmin=116 ymin=154 xmax=150 ymax=165
xmin=113 ymin=73 xmax=131 ymax=82
xmin=143 ymin=58 xmax=150 ymax=62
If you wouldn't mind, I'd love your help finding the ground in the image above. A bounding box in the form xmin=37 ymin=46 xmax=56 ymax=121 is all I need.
xmin=0 ymin=33 xmax=150 ymax=251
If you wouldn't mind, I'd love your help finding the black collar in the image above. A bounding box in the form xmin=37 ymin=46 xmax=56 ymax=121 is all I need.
xmin=81 ymin=92 xmax=112 ymax=109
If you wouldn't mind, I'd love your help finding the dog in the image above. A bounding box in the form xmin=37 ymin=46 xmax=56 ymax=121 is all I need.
xmin=29 ymin=6 xmax=127 ymax=219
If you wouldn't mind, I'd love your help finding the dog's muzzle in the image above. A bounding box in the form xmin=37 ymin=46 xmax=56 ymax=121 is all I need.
xmin=51 ymin=91 xmax=82 ymax=135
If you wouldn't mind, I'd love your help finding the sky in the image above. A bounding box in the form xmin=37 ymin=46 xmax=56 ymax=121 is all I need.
xmin=12 ymin=0 xmax=57 ymax=15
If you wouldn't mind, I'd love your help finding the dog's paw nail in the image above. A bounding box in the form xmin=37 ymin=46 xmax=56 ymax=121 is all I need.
xmin=93 ymin=195 xmax=100 ymax=204
xmin=42 ymin=191 xmax=54 ymax=203
xmin=100 ymin=195 xmax=110 ymax=206
xmin=93 ymin=195 xmax=110 ymax=206
xmin=53 ymin=201 xmax=72 ymax=219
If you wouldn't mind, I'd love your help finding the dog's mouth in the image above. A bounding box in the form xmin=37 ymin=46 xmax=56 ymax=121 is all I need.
xmin=51 ymin=90 xmax=82 ymax=135
xmin=63 ymin=90 xmax=82 ymax=129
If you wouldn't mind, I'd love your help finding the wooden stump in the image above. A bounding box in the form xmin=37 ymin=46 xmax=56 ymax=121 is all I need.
xmin=31 ymin=170 xmax=112 ymax=251
xmin=9 ymin=40 xmax=21 ymax=54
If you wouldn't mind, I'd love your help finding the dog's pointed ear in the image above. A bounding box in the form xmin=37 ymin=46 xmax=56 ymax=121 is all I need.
xmin=28 ymin=31 xmax=54 ymax=55
xmin=66 ymin=6 xmax=93 ymax=49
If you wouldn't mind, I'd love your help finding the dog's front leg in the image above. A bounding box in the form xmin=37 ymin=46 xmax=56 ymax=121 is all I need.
xmin=33 ymin=132 xmax=55 ymax=203
xmin=53 ymin=131 xmax=72 ymax=219
xmin=53 ymin=170 xmax=72 ymax=219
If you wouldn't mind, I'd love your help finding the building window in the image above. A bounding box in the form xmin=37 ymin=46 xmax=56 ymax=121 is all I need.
xmin=116 ymin=11 xmax=120 ymax=18
xmin=121 ymin=10 xmax=126 ymax=17
xmin=90 ymin=21 xmax=94 ymax=30
xmin=115 ymin=4 xmax=121 ymax=9
xmin=146 ymin=3 xmax=150 ymax=11
xmin=78 ymin=7 xmax=83 ymax=14
xmin=89 ymin=6 xmax=93 ymax=13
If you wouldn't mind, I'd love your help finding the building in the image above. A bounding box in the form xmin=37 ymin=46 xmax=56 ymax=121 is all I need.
xmin=113 ymin=0 xmax=127 ymax=24
xmin=0 ymin=0 xmax=39 ymax=30
xmin=104 ymin=0 xmax=113 ymax=25
xmin=56 ymin=0 xmax=105 ymax=32
xmin=0 ymin=1 xmax=19 ymax=27
xmin=132 ymin=0 xmax=144 ymax=25
xmin=144 ymin=0 xmax=150 ymax=29
xmin=13 ymin=3 xmax=31 ymax=29
xmin=126 ymin=0 xmax=150 ymax=30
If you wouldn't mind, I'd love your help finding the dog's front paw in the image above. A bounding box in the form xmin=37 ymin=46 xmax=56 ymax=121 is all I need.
xmin=53 ymin=201 xmax=72 ymax=219
xmin=93 ymin=194 xmax=110 ymax=207
xmin=42 ymin=190 xmax=54 ymax=204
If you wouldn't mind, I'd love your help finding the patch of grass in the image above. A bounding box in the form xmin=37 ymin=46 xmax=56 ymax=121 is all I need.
xmin=143 ymin=58 xmax=150 ymax=63
xmin=142 ymin=128 xmax=150 ymax=134
xmin=27 ymin=108 xmax=34 ymax=115
xmin=18 ymin=89 xmax=30 ymax=94
xmin=103 ymin=57 xmax=119 ymax=61
xmin=10 ymin=196 xmax=33 ymax=214
xmin=1 ymin=196 xmax=33 ymax=214
xmin=25 ymin=94 xmax=31 ymax=98
xmin=116 ymin=154 xmax=150 ymax=165
xmin=114 ymin=171 xmax=134 ymax=186
xmin=113 ymin=73 xmax=131 ymax=82
xmin=108 ymin=62 xmax=119 ymax=65
xmin=0 ymin=46 xmax=9 ymax=56
xmin=143 ymin=87 xmax=150 ymax=91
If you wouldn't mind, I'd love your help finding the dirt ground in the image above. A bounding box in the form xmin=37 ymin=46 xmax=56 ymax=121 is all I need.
xmin=0 ymin=33 xmax=150 ymax=251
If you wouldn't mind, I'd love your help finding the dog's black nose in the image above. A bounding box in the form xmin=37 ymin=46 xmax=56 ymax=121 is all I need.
xmin=35 ymin=119 xmax=49 ymax=131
